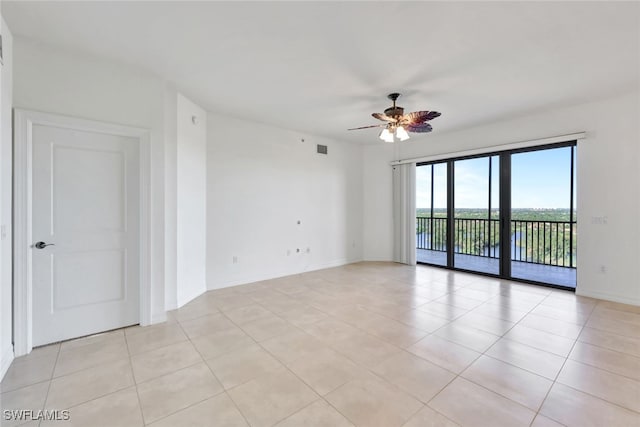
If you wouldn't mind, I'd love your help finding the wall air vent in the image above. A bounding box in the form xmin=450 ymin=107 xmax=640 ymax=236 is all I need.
xmin=317 ymin=144 xmax=328 ymax=155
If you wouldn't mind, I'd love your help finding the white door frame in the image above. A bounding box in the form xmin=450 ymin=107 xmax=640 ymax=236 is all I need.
xmin=13 ymin=109 xmax=152 ymax=356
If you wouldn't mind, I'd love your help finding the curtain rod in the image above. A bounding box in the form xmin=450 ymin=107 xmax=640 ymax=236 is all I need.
xmin=389 ymin=132 xmax=586 ymax=166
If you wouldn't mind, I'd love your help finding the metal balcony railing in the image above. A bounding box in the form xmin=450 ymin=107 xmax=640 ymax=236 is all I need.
xmin=416 ymin=217 xmax=577 ymax=268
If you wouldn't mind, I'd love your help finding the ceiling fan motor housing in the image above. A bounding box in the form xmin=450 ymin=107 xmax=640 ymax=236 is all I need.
xmin=384 ymin=106 xmax=404 ymax=117
xmin=385 ymin=93 xmax=404 ymax=117
xmin=346 ymin=91 xmax=440 ymax=135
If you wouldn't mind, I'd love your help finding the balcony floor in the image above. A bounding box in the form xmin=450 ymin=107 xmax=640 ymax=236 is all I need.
xmin=417 ymin=249 xmax=576 ymax=288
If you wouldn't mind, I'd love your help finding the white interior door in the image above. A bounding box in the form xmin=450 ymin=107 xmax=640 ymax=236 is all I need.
xmin=31 ymin=124 xmax=140 ymax=346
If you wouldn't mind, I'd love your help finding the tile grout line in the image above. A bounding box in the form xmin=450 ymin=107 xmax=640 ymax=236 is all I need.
xmin=544 ymin=300 xmax=640 ymax=415
xmin=563 ymin=344 xmax=640 ymax=381
xmin=401 ymin=276 xmax=531 ymax=422
xmin=290 ymin=272 xmax=559 ymax=424
xmin=216 ymin=285 xmax=428 ymax=426
xmin=42 ymin=327 xmax=207 ymax=426
xmin=412 ymin=287 xmax=547 ymax=359
xmin=202 ymin=301 xmax=332 ymax=426
xmin=529 ymin=296 xmax=600 ymax=426
xmin=38 ymin=343 xmax=61 ymax=427
xmin=45 ymin=308 xmax=471 ymax=424
xmin=503 ymin=288 xmax=573 ymax=427
xmin=423 ymin=285 xmax=556 ymax=426
xmin=123 ymin=329 xmax=147 ymax=426
xmin=576 ymin=328 xmax=640 ymax=358
xmin=318 ymin=283 xmax=482 ymax=425
xmin=181 ymin=313 xmax=253 ymax=427
xmin=46 ymin=330 xmax=163 ymax=425
xmin=251 ymin=321 xmax=429 ymax=427
xmin=277 ymin=396 xmax=350 ymax=427
xmin=6 ymin=263 xmax=640 ymax=427
xmin=134 ymin=312 xmax=247 ymax=426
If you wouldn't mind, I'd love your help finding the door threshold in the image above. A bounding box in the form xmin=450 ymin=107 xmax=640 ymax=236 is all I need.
xmin=416 ymin=261 xmax=576 ymax=292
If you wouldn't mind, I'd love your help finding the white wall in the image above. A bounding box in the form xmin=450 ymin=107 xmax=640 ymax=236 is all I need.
xmin=362 ymin=143 xmax=395 ymax=261
xmin=206 ymin=113 xmax=363 ymax=289
xmin=363 ymin=90 xmax=640 ymax=305
xmin=163 ymin=84 xmax=178 ymax=311
xmin=13 ymin=38 xmax=168 ymax=323
xmin=176 ymin=94 xmax=207 ymax=305
xmin=0 ymin=16 xmax=14 ymax=380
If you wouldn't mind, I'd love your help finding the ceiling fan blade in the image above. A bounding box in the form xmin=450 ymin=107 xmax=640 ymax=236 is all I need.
xmin=406 ymin=123 xmax=433 ymax=133
xmin=372 ymin=113 xmax=397 ymax=123
xmin=403 ymin=111 xmax=441 ymax=124
xmin=347 ymin=124 xmax=385 ymax=131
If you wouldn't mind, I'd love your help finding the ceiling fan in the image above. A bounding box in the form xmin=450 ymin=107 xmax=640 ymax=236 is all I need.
xmin=348 ymin=93 xmax=441 ymax=142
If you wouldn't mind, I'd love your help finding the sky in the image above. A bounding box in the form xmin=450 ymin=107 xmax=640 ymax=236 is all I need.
xmin=416 ymin=146 xmax=575 ymax=209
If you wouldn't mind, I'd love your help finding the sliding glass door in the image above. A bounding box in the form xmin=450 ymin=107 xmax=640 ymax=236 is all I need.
xmin=416 ymin=162 xmax=448 ymax=267
xmin=453 ymin=156 xmax=500 ymax=275
xmin=415 ymin=142 xmax=577 ymax=289
xmin=510 ymin=146 xmax=576 ymax=287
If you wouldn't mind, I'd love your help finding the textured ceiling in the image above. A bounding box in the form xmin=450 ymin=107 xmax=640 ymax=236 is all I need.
xmin=3 ymin=1 xmax=639 ymax=144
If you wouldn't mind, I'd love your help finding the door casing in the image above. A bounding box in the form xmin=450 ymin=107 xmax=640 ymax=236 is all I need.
xmin=13 ymin=109 xmax=152 ymax=356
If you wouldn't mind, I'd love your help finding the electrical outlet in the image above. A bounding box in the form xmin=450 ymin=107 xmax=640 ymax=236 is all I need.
xmin=306 ymin=247 xmax=310 ymax=253
xmin=296 ymin=248 xmax=300 ymax=253
xmin=0 ymin=225 xmax=6 ymax=240
xmin=599 ymin=265 xmax=607 ymax=274
xmin=232 ymin=256 xmax=238 ymax=264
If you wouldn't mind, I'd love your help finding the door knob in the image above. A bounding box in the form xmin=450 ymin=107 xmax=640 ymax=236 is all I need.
xmin=35 ymin=241 xmax=55 ymax=249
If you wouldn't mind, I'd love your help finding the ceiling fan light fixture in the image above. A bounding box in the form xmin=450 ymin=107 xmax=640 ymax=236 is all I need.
xmin=349 ymin=92 xmax=441 ymax=142
xmin=379 ymin=128 xmax=394 ymax=142
xmin=396 ymin=126 xmax=410 ymax=141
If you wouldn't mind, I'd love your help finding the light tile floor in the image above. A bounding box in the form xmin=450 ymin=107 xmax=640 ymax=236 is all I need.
xmin=1 ymin=262 xmax=639 ymax=427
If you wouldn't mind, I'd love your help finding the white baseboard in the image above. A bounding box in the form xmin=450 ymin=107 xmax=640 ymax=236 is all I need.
xmin=207 ymin=257 xmax=363 ymax=291
xmin=164 ymin=296 xmax=178 ymax=312
xmin=0 ymin=345 xmax=14 ymax=382
xmin=307 ymin=257 xmax=363 ymax=272
xmin=361 ymin=257 xmax=394 ymax=262
xmin=150 ymin=311 xmax=167 ymax=325
xmin=176 ymin=285 xmax=207 ymax=309
xmin=576 ymin=289 xmax=640 ymax=306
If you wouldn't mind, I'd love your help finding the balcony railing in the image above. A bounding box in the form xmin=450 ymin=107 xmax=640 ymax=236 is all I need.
xmin=416 ymin=217 xmax=576 ymax=268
